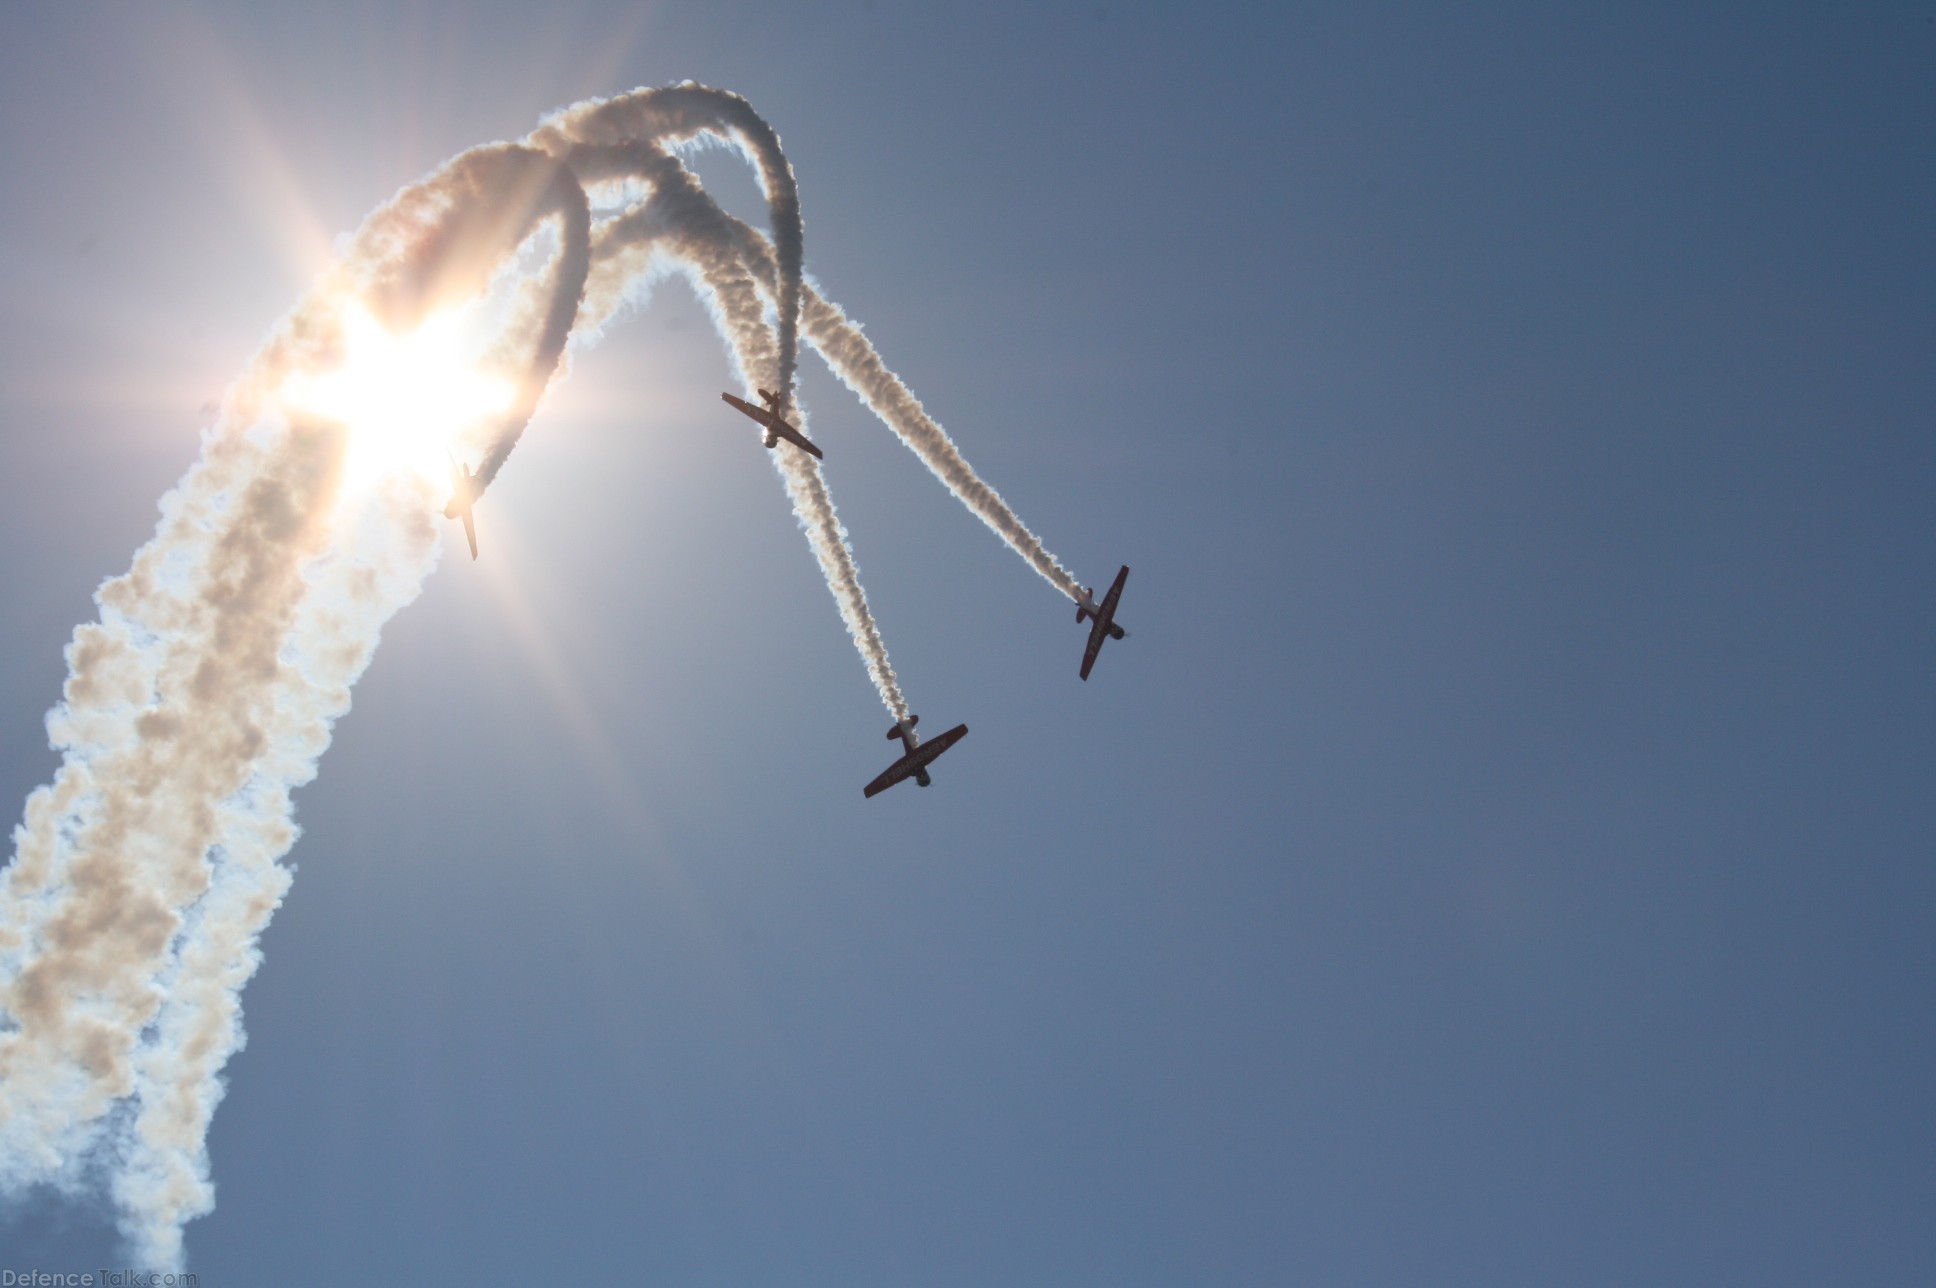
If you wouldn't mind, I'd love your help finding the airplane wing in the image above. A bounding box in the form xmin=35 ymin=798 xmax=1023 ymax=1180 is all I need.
xmin=922 ymin=723 xmax=970 ymax=759
xmin=1080 ymin=621 xmax=1108 ymax=681
xmin=863 ymin=758 xmax=916 ymax=799
xmin=722 ymin=391 xmax=769 ymax=425
xmin=1080 ymin=566 xmax=1129 ymax=680
xmin=1098 ymin=565 xmax=1129 ymax=620
xmin=444 ymin=456 xmax=479 ymax=560
xmin=780 ymin=426 xmax=824 ymax=460
xmin=722 ymin=391 xmax=824 ymax=459
xmin=864 ymin=723 xmax=969 ymax=797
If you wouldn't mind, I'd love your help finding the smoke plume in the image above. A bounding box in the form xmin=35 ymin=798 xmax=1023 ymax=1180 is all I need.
xmin=534 ymin=93 xmax=910 ymax=722
xmin=1 ymin=82 xmax=1079 ymax=1267
xmin=0 ymin=140 xmax=591 ymax=1270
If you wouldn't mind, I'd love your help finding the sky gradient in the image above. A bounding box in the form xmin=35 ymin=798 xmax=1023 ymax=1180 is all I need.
xmin=2 ymin=4 xmax=1932 ymax=1284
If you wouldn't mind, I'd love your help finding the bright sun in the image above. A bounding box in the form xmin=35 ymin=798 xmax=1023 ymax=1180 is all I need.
xmin=286 ymin=303 xmax=515 ymax=502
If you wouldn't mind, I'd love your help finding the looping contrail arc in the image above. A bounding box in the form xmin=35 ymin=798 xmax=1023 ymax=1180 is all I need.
xmin=0 ymin=82 xmax=1080 ymax=1269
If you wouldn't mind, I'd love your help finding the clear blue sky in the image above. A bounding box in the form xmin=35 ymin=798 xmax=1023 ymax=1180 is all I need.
xmin=2 ymin=3 xmax=1932 ymax=1284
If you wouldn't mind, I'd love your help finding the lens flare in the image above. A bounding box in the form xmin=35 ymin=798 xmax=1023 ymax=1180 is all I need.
xmin=286 ymin=303 xmax=514 ymax=502
xmin=0 ymin=84 xmax=1097 ymax=1271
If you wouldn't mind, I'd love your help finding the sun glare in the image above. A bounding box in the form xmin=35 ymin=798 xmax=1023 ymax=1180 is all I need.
xmin=287 ymin=304 xmax=515 ymax=503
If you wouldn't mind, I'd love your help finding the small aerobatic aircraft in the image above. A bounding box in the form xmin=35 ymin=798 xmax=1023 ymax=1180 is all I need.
xmin=721 ymin=387 xmax=824 ymax=460
xmin=863 ymin=714 xmax=970 ymax=798
xmin=1074 ymin=565 xmax=1131 ymax=680
xmin=443 ymin=456 xmax=480 ymax=560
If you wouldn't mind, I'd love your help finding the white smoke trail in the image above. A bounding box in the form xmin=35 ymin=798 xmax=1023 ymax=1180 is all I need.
xmin=0 ymin=142 xmax=589 ymax=1268
xmin=688 ymin=254 xmax=908 ymax=725
xmin=689 ymin=255 xmax=910 ymax=727
xmin=660 ymin=190 xmax=1088 ymax=602
xmin=533 ymin=91 xmax=910 ymax=724
xmin=801 ymin=275 xmax=1086 ymax=602
xmin=533 ymin=85 xmax=807 ymax=413
xmin=1 ymin=79 xmax=1074 ymax=1267
xmin=536 ymin=91 xmax=1082 ymax=615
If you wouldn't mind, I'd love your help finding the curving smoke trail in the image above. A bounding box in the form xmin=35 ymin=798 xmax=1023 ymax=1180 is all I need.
xmin=0 ymin=82 xmax=1076 ymax=1267
xmin=686 ymin=205 xmax=1088 ymax=601
xmin=535 ymin=100 xmax=910 ymax=723
xmin=0 ymin=142 xmax=591 ymax=1270
xmin=800 ymin=265 xmax=1086 ymax=602
xmin=337 ymin=141 xmax=592 ymax=493
xmin=547 ymin=110 xmax=1083 ymax=603
xmin=533 ymin=85 xmax=807 ymax=416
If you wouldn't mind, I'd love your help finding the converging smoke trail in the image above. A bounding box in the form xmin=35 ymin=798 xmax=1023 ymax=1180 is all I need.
xmin=702 ymin=203 xmax=1087 ymax=603
xmin=533 ymin=85 xmax=807 ymax=416
xmin=0 ymin=141 xmax=590 ymax=1269
xmin=1 ymin=80 xmax=1070 ymax=1267
xmin=552 ymin=96 xmax=1085 ymax=605
xmin=535 ymin=101 xmax=910 ymax=723
xmin=679 ymin=251 xmax=910 ymax=725
xmin=803 ymin=272 xmax=1085 ymax=602
xmin=535 ymin=87 xmax=1079 ymax=715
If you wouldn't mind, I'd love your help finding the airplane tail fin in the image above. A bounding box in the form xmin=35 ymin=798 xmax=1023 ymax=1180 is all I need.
xmin=888 ymin=714 xmax=920 ymax=741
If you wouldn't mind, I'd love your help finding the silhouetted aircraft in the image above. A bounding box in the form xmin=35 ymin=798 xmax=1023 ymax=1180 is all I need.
xmin=863 ymin=714 xmax=969 ymax=798
xmin=443 ymin=457 xmax=479 ymax=560
xmin=1074 ymin=565 xmax=1130 ymax=680
xmin=721 ymin=388 xmax=824 ymax=459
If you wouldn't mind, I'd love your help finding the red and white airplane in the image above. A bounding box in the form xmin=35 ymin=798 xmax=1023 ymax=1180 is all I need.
xmin=443 ymin=456 xmax=480 ymax=560
xmin=721 ymin=387 xmax=824 ymax=460
xmin=863 ymin=714 xmax=969 ymax=798
xmin=1074 ymin=565 xmax=1130 ymax=680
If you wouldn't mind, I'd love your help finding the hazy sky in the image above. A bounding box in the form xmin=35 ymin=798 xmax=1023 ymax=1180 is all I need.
xmin=2 ymin=4 xmax=1932 ymax=1284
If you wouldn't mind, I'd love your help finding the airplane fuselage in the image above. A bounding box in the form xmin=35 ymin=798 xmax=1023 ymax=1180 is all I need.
xmin=897 ymin=733 xmax=950 ymax=781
